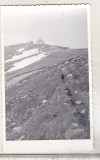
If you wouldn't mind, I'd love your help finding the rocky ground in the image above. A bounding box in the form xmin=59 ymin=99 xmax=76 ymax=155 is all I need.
xmin=5 ymin=44 xmax=90 ymax=140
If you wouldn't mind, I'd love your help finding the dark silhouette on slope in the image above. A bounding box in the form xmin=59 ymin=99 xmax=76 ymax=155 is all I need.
xmin=61 ymin=73 xmax=65 ymax=82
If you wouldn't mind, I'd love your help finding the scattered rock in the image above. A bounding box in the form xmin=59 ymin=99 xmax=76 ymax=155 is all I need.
xmin=58 ymin=64 xmax=64 ymax=69
xmin=65 ymin=128 xmax=84 ymax=139
xmin=18 ymin=135 xmax=25 ymax=140
xmin=21 ymin=95 xmax=27 ymax=98
xmin=70 ymin=64 xmax=74 ymax=67
xmin=65 ymin=61 xmax=69 ymax=65
xmin=64 ymin=102 xmax=68 ymax=105
xmin=61 ymin=68 xmax=66 ymax=71
xmin=85 ymin=63 xmax=88 ymax=67
xmin=81 ymin=109 xmax=86 ymax=114
xmin=67 ymin=74 xmax=73 ymax=77
xmin=75 ymin=91 xmax=78 ymax=94
xmin=6 ymin=118 xmax=11 ymax=122
xmin=75 ymin=101 xmax=82 ymax=105
xmin=71 ymin=123 xmax=79 ymax=127
xmin=42 ymin=100 xmax=47 ymax=104
xmin=6 ymin=49 xmax=89 ymax=140
xmin=12 ymin=126 xmax=22 ymax=134
xmin=11 ymin=123 xmax=16 ymax=126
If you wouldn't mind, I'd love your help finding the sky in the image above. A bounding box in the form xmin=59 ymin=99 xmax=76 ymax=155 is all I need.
xmin=2 ymin=5 xmax=89 ymax=48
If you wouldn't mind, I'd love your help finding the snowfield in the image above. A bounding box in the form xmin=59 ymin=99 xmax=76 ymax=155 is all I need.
xmin=6 ymin=53 xmax=47 ymax=73
xmin=5 ymin=48 xmax=39 ymax=63
xmin=17 ymin=47 xmax=25 ymax=52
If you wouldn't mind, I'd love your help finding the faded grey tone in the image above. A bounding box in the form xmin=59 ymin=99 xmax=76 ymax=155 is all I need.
xmin=4 ymin=5 xmax=90 ymax=140
xmin=2 ymin=5 xmax=88 ymax=48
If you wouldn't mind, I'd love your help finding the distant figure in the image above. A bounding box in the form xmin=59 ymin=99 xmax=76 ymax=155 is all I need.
xmin=61 ymin=73 xmax=64 ymax=81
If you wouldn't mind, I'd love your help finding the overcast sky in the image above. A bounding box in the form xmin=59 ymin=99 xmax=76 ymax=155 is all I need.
xmin=2 ymin=5 xmax=89 ymax=48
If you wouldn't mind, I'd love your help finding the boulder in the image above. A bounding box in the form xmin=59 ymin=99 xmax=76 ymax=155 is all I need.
xmin=42 ymin=100 xmax=47 ymax=104
xmin=75 ymin=101 xmax=82 ymax=105
xmin=71 ymin=123 xmax=79 ymax=127
xmin=65 ymin=128 xmax=84 ymax=139
xmin=12 ymin=126 xmax=22 ymax=135
xmin=81 ymin=109 xmax=86 ymax=114
xmin=18 ymin=135 xmax=25 ymax=140
xmin=67 ymin=74 xmax=73 ymax=77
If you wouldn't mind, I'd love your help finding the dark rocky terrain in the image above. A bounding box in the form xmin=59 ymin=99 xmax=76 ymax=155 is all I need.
xmin=5 ymin=42 xmax=90 ymax=140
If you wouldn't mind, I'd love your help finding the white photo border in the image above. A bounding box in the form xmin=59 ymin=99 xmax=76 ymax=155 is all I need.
xmin=1 ymin=4 xmax=93 ymax=154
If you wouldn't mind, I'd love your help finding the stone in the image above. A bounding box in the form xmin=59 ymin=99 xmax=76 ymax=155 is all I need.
xmin=75 ymin=91 xmax=78 ymax=94
xmin=42 ymin=100 xmax=47 ymax=104
xmin=62 ymin=68 xmax=66 ymax=71
xmin=71 ymin=123 xmax=78 ymax=127
xmin=65 ymin=128 xmax=84 ymax=139
xmin=21 ymin=95 xmax=27 ymax=98
xmin=85 ymin=63 xmax=88 ymax=67
xmin=75 ymin=101 xmax=82 ymax=105
xmin=18 ymin=135 xmax=25 ymax=140
xmin=81 ymin=109 xmax=86 ymax=114
xmin=70 ymin=64 xmax=74 ymax=67
xmin=67 ymin=74 xmax=73 ymax=77
xmin=11 ymin=123 xmax=16 ymax=126
xmin=65 ymin=61 xmax=69 ymax=65
xmin=12 ymin=126 xmax=22 ymax=134
xmin=6 ymin=118 xmax=11 ymax=122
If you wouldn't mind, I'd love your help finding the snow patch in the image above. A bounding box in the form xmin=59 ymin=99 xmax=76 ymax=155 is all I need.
xmin=5 ymin=48 xmax=39 ymax=63
xmin=17 ymin=48 xmax=24 ymax=52
xmin=6 ymin=53 xmax=46 ymax=73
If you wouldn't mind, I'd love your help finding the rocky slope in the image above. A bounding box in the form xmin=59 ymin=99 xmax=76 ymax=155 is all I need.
xmin=5 ymin=43 xmax=90 ymax=140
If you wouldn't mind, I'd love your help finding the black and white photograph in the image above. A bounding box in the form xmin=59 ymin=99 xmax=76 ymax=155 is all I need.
xmin=2 ymin=5 xmax=91 ymax=143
